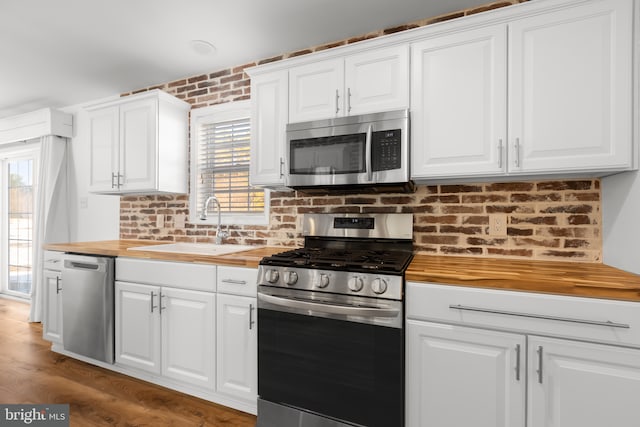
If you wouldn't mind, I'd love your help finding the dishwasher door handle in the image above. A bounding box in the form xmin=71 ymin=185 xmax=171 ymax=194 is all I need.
xmin=66 ymin=261 xmax=100 ymax=270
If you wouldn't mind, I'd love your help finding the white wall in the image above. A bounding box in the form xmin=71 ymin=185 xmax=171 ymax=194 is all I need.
xmin=602 ymin=170 xmax=640 ymax=275
xmin=62 ymin=98 xmax=120 ymax=242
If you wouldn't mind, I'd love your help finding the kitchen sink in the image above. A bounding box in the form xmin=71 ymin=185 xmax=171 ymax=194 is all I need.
xmin=127 ymin=242 xmax=259 ymax=256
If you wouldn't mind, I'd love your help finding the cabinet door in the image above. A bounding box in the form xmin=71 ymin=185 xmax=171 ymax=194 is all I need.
xmin=88 ymin=106 xmax=119 ymax=192
xmin=528 ymin=336 xmax=640 ymax=427
xmin=119 ymin=97 xmax=158 ymax=192
xmin=250 ymin=70 xmax=288 ymax=187
xmin=115 ymin=281 xmax=161 ymax=374
xmin=289 ymin=58 xmax=344 ymax=122
xmin=42 ymin=270 xmax=62 ymax=343
xmin=344 ymin=45 xmax=409 ymax=116
xmin=216 ymin=294 xmax=257 ymax=402
xmin=508 ymin=0 xmax=633 ymax=174
xmin=411 ymin=25 xmax=507 ymax=179
xmin=407 ymin=320 xmax=525 ymax=427
xmin=161 ymin=287 xmax=215 ymax=390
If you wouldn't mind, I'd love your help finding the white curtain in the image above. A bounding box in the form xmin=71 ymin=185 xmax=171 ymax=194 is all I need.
xmin=29 ymin=135 xmax=69 ymax=322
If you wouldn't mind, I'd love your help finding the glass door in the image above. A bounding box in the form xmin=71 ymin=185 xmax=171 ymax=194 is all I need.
xmin=1 ymin=149 xmax=37 ymax=298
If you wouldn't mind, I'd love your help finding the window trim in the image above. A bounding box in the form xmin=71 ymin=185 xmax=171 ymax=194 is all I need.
xmin=189 ymin=101 xmax=269 ymax=226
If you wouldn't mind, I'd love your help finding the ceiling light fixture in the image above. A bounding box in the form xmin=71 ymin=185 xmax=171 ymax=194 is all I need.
xmin=189 ymin=39 xmax=217 ymax=56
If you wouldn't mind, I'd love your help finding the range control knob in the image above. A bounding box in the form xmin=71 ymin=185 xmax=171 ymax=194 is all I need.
xmin=371 ymin=278 xmax=388 ymax=294
xmin=348 ymin=276 xmax=364 ymax=292
xmin=315 ymin=273 xmax=330 ymax=289
xmin=266 ymin=269 xmax=279 ymax=283
xmin=284 ymin=271 xmax=298 ymax=286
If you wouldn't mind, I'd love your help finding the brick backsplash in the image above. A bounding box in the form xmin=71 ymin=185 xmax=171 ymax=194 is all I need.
xmin=117 ymin=0 xmax=606 ymax=263
xmin=121 ymin=179 xmax=601 ymax=262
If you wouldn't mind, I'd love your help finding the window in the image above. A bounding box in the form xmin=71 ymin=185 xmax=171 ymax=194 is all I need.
xmin=190 ymin=101 xmax=268 ymax=225
xmin=1 ymin=145 xmax=38 ymax=298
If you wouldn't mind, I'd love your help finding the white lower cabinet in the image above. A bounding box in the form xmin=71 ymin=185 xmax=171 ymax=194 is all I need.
xmin=406 ymin=282 xmax=640 ymax=427
xmin=42 ymin=269 xmax=63 ymax=343
xmin=42 ymin=250 xmax=63 ymax=344
xmin=216 ymin=294 xmax=257 ymax=401
xmin=528 ymin=336 xmax=640 ymax=427
xmin=407 ymin=321 xmax=525 ymax=427
xmin=161 ymin=287 xmax=215 ymax=389
xmin=115 ymin=281 xmax=161 ymax=374
xmin=215 ymin=266 xmax=258 ymax=404
xmin=115 ymin=280 xmax=216 ymax=391
xmin=113 ymin=258 xmax=257 ymax=414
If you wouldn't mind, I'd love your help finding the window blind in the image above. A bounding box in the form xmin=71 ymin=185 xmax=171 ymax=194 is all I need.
xmin=196 ymin=117 xmax=264 ymax=214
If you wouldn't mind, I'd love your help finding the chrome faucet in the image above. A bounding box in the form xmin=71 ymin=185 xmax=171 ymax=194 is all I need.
xmin=200 ymin=195 xmax=228 ymax=244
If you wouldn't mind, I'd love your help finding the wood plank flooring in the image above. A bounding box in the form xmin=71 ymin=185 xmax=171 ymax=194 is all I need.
xmin=0 ymin=297 xmax=257 ymax=426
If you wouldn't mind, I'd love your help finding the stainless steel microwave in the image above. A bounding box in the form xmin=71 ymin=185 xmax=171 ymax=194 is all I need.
xmin=285 ymin=109 xmax=412 ymax=192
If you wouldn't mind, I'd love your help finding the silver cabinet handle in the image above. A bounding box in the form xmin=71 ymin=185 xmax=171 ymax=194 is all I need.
xmin=498 ymin=139 xmax=504 ymax=169
xmin=279 ymin=157 xmax=284 ymax=178
xmin=55 ymin=276 xmax=62 ymax=294
xmin=335 ymin=89 xmax=340 ymax=114
xmin=111 ymin=172 xmax=117 ymax=189
xmin=159 ymin=293 xmax=166 ymax=313
xmin=514 ymin=138 xmax=521 ymax=168
xmin=249 ymin=303 xmax=255 ymax=330
xmin=117 ymin=173 xmax=124 ymax=188
xmin=515 ymin=344 xmax=521 ymax=381
xmin=449 ymin=304 xmax=630 ymax=328
xmin=150 ymin=291 xmax=157 ymax=313
xmin=221 ymin=279 xmax=247 ymax=285
xmin=537 ymin=346 xmax=544 ymax=384
xmin=347 ymin=87 xmax=352 ymax=113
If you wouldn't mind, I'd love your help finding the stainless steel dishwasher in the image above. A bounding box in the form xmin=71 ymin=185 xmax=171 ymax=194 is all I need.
xmin=61 ymin=254 xmax=115 ymax=364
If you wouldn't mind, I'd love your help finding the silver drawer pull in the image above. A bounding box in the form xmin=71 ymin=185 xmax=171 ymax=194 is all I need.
xmin=221 ymin=279 xmax=247 ymax=285
xmin=449 ymin=304 xmax=630 ymax=329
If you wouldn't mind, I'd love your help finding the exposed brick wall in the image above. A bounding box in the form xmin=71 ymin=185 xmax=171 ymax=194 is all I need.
xmin=118 ymin=0 xmax=606 ymax=263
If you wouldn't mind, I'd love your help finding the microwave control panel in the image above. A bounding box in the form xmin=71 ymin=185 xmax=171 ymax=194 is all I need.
xmin=371 ymin=129 xmax=402 ymax=172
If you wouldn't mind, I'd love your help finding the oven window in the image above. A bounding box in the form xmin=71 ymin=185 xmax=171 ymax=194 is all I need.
xmin=289 ymin=134 xmax=366 ymax=175
xmin=258 ymin=308 xmax=403 ymax=427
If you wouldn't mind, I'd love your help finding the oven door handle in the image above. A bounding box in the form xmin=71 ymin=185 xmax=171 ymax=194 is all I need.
xmin=258 ymin=292 xmax=400 ymax=318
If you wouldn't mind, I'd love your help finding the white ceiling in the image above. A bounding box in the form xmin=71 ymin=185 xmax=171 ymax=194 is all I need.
xmin=0 ymin=0 xmax=493 ymax=119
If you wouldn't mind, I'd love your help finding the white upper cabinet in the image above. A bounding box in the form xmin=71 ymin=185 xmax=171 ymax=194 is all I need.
xmin=412 ymin=0 xmax=634 ymax=180
xmin=344 ymin=46 xmax=410 ymax=116
xmin=411 ymin=25 xmax=508 ymax=178
xmin=86 ymin=89 xmax=190 ymax=194
xmin=289 ymin=58 xmax=344 ymax=123
xmin=249 ymin=70 xmax=288 ymax=188
xmin=508 ymin=0 xmax=633 ymax=174
xmin=288 ymin=45 xmax=409 ymax=123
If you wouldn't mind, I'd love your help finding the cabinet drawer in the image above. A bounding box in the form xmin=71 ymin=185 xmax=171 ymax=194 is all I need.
xmin=44 ymin=250 xmax=63 ymax=271
xmin=407 ymin=282 xmax=640 ymax=348
xmin=217 ymin=266 xmax=257 ymax=296
xmin=116 ymin=258 xmax=217 ymax=292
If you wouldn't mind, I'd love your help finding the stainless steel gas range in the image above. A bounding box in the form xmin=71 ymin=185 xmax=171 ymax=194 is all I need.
xmin=256 ymin=213 xmax=413 ymax=427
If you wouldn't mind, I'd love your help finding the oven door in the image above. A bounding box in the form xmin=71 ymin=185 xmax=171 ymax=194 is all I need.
xmin=257 ymin=286 xmax=404 ymax=427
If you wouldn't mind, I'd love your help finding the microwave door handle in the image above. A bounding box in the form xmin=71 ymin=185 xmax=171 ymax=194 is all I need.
xmin=365 ymin=124 xmax=373 ymax=182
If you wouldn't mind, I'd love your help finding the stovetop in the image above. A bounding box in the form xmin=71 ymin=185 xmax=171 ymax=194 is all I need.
xmin=259 ymin=247 xmax=414 ymax=275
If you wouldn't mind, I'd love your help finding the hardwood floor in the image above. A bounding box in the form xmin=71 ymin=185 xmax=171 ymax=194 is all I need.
xmin=0 ymin=297 xmax=257 ymax=426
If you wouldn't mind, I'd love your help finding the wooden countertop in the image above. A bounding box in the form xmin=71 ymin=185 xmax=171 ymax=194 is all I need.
xmin=43 ymin=240 xmax=285 ymax=268
xmin=44 ymin=240 xmax=640 ymax=302
xmin=407 ymin=254 xmax=640 ymax=302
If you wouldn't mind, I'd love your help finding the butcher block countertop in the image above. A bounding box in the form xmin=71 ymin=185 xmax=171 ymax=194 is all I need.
xmin=407 ymin=254 xmax=640 ymax=302
xmin=43 ymin=240 xmax=285 ymax=268
xmin=44 ymin=240 xmax=640 ymax=302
